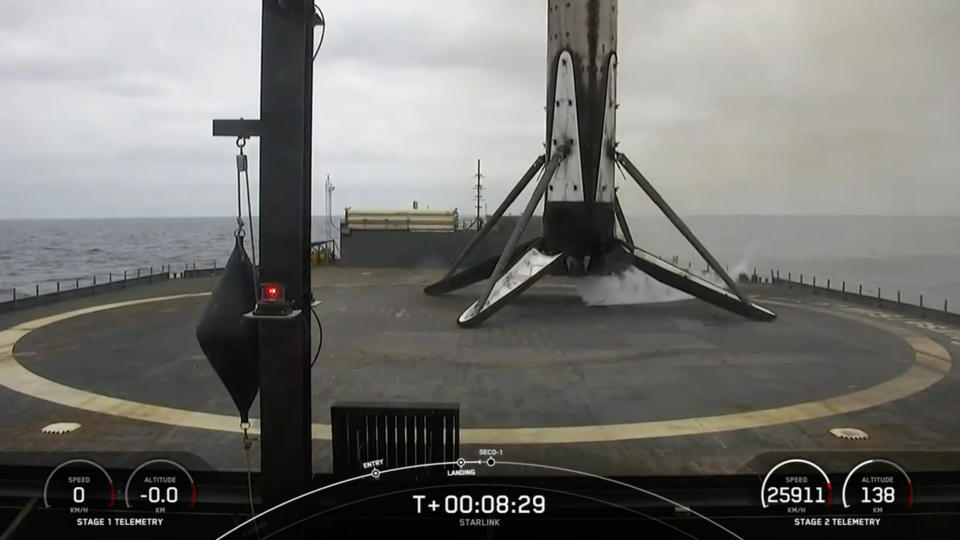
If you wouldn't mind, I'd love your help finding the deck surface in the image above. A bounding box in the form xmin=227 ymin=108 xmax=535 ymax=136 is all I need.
xmin=1 ymin=267 xmax=959 ymax=476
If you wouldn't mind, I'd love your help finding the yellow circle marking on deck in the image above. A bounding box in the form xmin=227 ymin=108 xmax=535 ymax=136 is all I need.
xmin=0 ymin=295 xmax=952 ymax=444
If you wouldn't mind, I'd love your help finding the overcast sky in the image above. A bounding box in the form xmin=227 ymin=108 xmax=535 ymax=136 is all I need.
xmin=0 ymin=0 xmax=958 ymax=219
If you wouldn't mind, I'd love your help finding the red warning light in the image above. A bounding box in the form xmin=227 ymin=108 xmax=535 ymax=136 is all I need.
xmin=260 ymin=283 xmax=284 ymax=303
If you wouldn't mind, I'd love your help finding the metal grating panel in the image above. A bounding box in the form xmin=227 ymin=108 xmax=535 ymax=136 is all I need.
xmin=331 ymin=402 xmax=460 ymax=477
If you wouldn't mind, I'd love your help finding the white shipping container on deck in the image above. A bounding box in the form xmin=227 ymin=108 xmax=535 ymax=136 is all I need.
xmin=343 ymin=209 xmax=459 ymax=232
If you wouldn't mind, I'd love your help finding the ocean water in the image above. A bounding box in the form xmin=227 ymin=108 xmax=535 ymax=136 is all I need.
xmin=626 ymin=215 xmax=960 ymax=308
xmin=0 ymin=217 xmax=340 ymax=299
xmin=1 ymin=215 xmax=958 ymax=309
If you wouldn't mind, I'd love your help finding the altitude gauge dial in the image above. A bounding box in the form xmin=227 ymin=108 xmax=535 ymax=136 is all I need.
xmin=761 ymin=459 xmax=831 ymax=513
xmin=842 ymin=459 xmax=913 ymax=511
xmin=124 ymin=459 xmax=196 ymax=512
xmin=43 ymin=459 xmax=115 ymax=510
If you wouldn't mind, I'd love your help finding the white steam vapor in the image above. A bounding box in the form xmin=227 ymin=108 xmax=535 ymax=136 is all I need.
xmin=575 ymin=267 xmax=691 ymax=305
xmin=575 ymin=247 xmax=757 ymax=306
xmin=727 ymin=243 xmax=758 ymax=282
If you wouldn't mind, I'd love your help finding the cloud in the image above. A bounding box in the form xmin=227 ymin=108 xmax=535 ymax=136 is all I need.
xmin=0 ymin=0 xmax=957 ymax=218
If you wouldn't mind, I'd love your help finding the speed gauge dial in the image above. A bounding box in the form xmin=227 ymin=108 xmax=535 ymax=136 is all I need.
xmin=761 ymin=459 xmax=831 ymax=513
xmin=124 ymin=459 xmax=196 ymax=512
xmin=842 ymin=459 xmax=912 ymax=511
xmin=43 ymin=459 xmax=115 ymax=510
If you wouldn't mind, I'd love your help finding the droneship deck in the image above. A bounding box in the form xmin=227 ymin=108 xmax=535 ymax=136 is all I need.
xmin=0 ymin=266 xmax=958 ymax=476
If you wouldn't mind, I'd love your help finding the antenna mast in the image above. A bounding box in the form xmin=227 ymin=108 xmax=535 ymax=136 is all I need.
xmin=474 ymin=158 xmax=484 ymax=230
xmin=325 ymin=174 xmax=336 ymax=257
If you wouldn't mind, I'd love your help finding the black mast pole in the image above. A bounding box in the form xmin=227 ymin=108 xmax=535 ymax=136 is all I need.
xmin=257 ymin=0 xmax=314 ymax=517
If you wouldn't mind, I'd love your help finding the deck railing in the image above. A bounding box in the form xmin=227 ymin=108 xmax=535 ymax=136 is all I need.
xmin=757 ymin=268 xmax=959 ymax=325
xmin=0 ymin=262 xmax=224 ymax=314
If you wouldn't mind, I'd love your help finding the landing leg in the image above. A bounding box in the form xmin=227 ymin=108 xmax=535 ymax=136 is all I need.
xmin=614 ymin=242 xmax=776 ymax=321
xmin=613 ymin=193 xmax=634 ymax=249
xmin=458 ymin=144 xmax=570 ymax=327
xmin=423 ymin=237 xmax=540 ymax=296
xmin=457 ymin=244 xmax=565 ymax=327
xmin=614 ymin=152 xmax=775 ymax=321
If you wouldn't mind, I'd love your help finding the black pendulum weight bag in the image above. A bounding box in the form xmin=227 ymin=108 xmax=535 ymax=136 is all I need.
xmin=196 ymin=230 xmax=259 ymax=424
